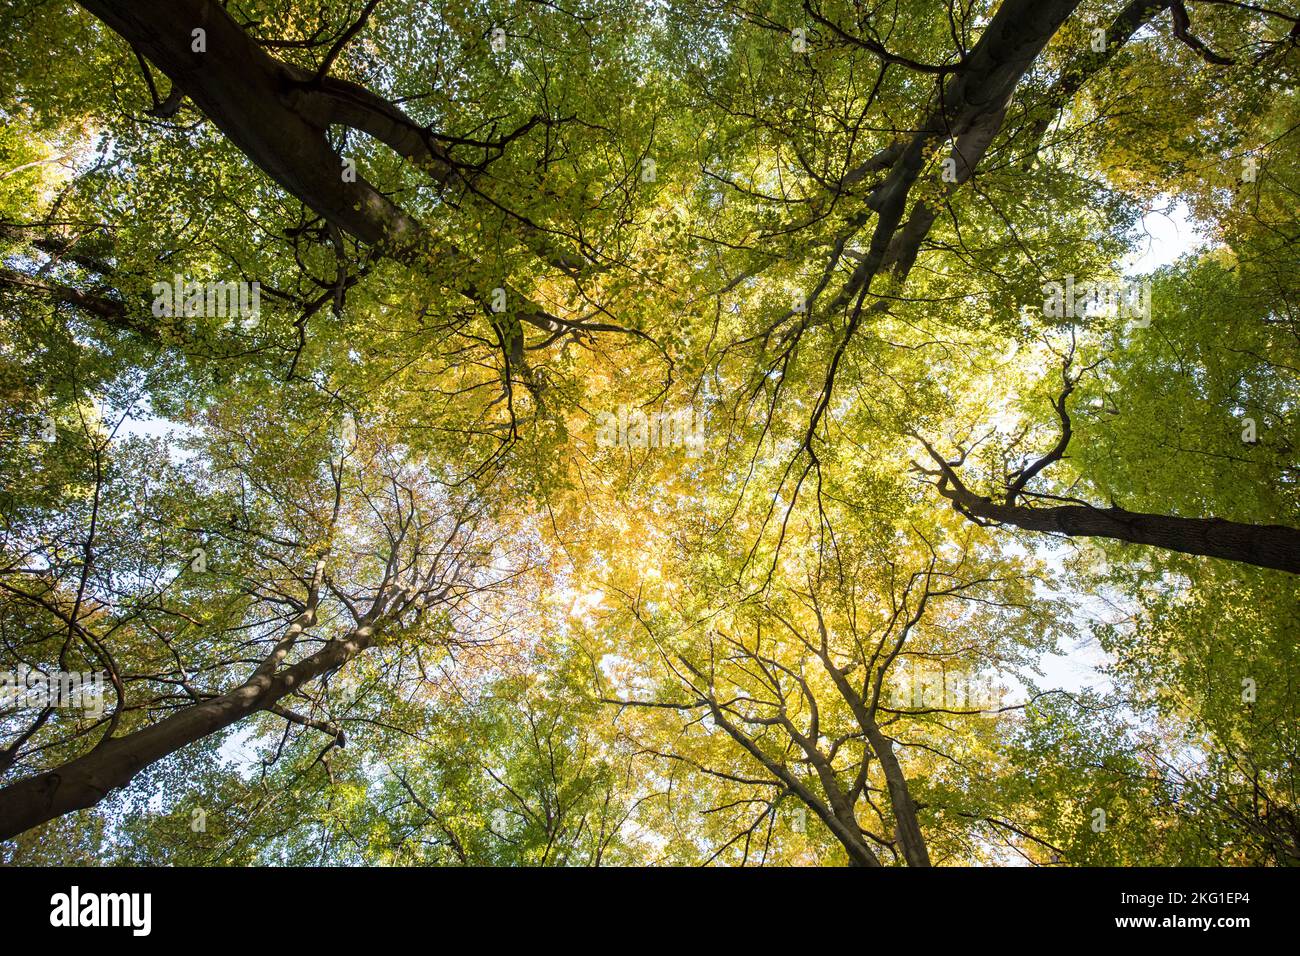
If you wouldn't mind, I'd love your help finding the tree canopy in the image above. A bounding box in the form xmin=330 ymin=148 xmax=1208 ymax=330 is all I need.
xmin=1 ymin=0 xmax=1298 ymax=866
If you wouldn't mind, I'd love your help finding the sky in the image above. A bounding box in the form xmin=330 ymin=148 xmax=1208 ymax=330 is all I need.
xmin=1035 ymin=197 xmax=1209 ymax=696
xmin=1125 ymin=198 xmax=1207 ymax=274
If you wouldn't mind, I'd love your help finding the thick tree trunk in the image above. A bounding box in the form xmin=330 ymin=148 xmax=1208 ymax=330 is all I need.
xmin=828 ymin=0 xmax=1083 ymax=310
xmin=73 ymin=0 xmax=559 ymax=338
xmin=0 ymin=624 xmax=374 ymax=841
xmin=940 ymin=488 xmax=1300 ymax=575
xmin=864 ymin=723 xmax=932 ymax=867
xmin=77 ymin=0 xmax=416 ymax=248
xmin=818 ymin=644 xmax=934 ymax=866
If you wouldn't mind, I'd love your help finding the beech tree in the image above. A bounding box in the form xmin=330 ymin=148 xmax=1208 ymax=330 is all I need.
xmin=1 ymin=0 xmax=1297 ymax=864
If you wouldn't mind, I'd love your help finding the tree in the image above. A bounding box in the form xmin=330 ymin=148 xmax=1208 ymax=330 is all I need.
xmin=0 ymin=410 xmax=493 ymax=838
xmin=2 ymin=0 xmax=1298 ymax=865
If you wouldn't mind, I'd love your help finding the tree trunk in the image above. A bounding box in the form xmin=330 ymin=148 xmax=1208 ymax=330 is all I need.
xmin=77 ymin=0 xmax=416 ymax=248
xmin=940 ymin=488 xmax=1300 ymax=575
xmin=0 ymin=625 xmax=374 ymax=841
xmin=864 ymin=723 xmax=932 ymax=867
xmin=73 ymin=0 xmax=558 ymax=337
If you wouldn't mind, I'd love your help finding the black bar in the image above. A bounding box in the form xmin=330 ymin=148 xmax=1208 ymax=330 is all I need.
xmin=0 ymin=866 xmax=1291 ymax=943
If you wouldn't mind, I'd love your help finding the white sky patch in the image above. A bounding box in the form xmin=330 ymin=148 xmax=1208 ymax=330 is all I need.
xmin=1124 ymin=198 xmax=1211 ymax=274
xmin=114 ymin=408 xmax=199 ymax=464
xmin=1007 ymin=198 xmax=1211 ymax=698
xmin=215 ymin=722 xmax=265 ymax=774
xmin=1036 ymin=630 xmax=1114 ymax=695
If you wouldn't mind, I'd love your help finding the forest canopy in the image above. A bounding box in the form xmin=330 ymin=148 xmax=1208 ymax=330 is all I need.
xmin=0 ymin=0 xmax=1298 ymax=867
